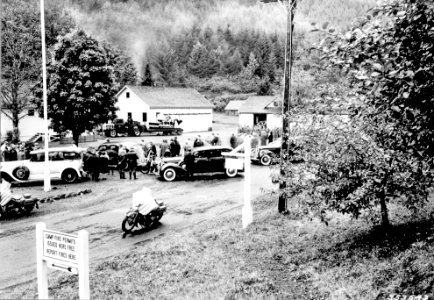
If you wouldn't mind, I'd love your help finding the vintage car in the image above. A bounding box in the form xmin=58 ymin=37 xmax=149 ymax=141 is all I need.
xmin=0 ymin=147 xmax=86 ymax=184
xmin=251 ymin=137 xmax=307 ymax=166
xmin=158 ymin=146 xmax=240 ymax=181
xmin=96 ymin=141 xmax=141 ymax=155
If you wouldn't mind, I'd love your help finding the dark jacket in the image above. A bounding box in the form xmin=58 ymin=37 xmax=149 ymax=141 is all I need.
xmin=125 ymin=151 xmax=138 ymax=169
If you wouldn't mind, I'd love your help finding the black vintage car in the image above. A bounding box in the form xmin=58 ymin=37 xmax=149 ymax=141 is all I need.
xmin=102 ymin=119 xmax=143 ymax=137
xmin=158 ymin=146 xmax=240 ymax=181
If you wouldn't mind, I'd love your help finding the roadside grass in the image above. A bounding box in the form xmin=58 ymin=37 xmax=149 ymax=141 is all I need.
xmin=5 ymin=193 xmax=434 ymax=299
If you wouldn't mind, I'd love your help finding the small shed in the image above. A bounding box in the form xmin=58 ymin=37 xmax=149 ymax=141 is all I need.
xmin=224 ymin=100 xmax=245 ymax=115
xmin=115 ymin=86 xmax=214 ymax=132
xmin=238 ymin=96 xmax=282 ymax=129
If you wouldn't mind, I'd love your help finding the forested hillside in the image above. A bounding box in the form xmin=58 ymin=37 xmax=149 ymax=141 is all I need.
xmin=64 ymin=0 xmax=376 ymax=103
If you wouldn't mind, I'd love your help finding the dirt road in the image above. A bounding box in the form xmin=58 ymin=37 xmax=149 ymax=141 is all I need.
xmin=0 ymin=164 xmax=276 ymax=291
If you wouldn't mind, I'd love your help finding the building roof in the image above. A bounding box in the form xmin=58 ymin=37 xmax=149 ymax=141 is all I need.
xmin=118 ymin=86 xmax=214 ymax=109
xmin=224 ymin=100 xmax=245 ymax=111
xmin=238 ymin=96 xmax=281 ymax=114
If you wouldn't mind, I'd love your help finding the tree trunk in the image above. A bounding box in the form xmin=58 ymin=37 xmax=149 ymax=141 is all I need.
xmin=12 ymin=111 xmax=20 ymax=142
xmin=379 ymin=191 xmax=390 ymax=227
xmin=72 ymin=130 xmax=80 ymax=147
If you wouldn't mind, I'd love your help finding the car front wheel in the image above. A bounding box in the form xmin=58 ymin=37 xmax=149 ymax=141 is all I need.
xmin=62 ymin=169 xmax=78 ymax=183
xmin=260 ymin=154 xmax=272 ymax=166
xmin=110 ymin=130 xmax=117 ymax=137
xmin=226 ymin=168 xmax=238 ymax=178
xmin=162 ymin=167 xmax=177 ymax=182
xmin=13 ymin=166 xmax=30 ymax=180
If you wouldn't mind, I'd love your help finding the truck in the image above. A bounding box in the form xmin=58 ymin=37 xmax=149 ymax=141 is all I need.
xmin=102 ymin=118 xmax=183 ymax=137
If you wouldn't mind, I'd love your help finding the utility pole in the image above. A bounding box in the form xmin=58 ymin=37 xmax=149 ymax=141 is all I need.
xmin=261 ymin=0 xmax=297 ymax=213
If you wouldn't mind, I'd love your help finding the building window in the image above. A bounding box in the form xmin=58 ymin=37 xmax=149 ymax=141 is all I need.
xmin=28 ymin=109 xmax=35 ymax=116
xmin=142 ymin=113 xmax=147 ymax=122
xmin=126 ymin=92 xmax=130 ymax=98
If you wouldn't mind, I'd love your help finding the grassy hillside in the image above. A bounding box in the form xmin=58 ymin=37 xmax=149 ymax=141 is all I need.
xmin=5 ymin=193 xmax=434 ymax=299
xmin=65 ymin=0 xmax=377 ymax=75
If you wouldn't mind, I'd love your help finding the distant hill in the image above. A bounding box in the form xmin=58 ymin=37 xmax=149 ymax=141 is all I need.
xmin=66 ymin=0 xmax=376 ymax=74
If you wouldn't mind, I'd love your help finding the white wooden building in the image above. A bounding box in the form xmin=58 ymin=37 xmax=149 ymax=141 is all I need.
xmin=115 ymin=86 xmax=214 ymax=132
xmin=1 ymin=107 xmax=45 ymax=141
xmin=238 ymin=96 xmax=282 ymax=129
xmin=224 ymin=100 xmax=245 ymax=115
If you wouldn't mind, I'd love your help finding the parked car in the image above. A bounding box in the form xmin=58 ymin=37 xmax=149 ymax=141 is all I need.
xmin=252 ymin=136 xmax=307 ymax=166
xmin=0 ymin=147 xmax=86 ymax=184
xmin=96 ymin=141 xmax=141 ymax=155
xmin=158 ymin=146 xmax=240 ymax=181
xmin=251 ymin=138 xmax=282 ymax=166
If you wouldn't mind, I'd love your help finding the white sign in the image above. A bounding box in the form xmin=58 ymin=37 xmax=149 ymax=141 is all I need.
xmin=43 ymin=230 xmax=78 ymax=264
xmin=36 ymin=222 xmax=89 ymax=299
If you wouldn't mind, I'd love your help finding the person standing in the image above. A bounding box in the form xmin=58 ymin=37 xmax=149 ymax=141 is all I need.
xmin=183 ymin=149 xmax=195 ymax=180
xmin=230 ymin=133 xmax=237 ymax=149
xmin=160 ymin=139 xmax=169 ymax=157
xmin=106 ymin=146 xmax=118 ymax=175
xmin=126 ymin=147 xmax=138 ymax=179
xmin=169 ymin=139 xmax=176 ymax=157
xmin=84 ymin=147 xmax=99 ymax=181
xmin=118 ymin=147 xmax=127 ymax=179
xmin=173 ymin=137 xmax=181 ymax=156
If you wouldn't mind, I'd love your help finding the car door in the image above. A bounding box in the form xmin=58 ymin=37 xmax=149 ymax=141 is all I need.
xmin=208 ymin=149 xmax=225 ymax=172
xmin=26 ymin=153 xmax=45 ymax=180
xmin=193 ymin=150 xmax=209 ymax=173
xmin=49 ymin=151 xmax=64 ymax=178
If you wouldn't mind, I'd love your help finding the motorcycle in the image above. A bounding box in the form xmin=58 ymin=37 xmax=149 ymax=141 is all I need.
xmin=121 ymin=187 xmax=166 ymax=234
xmin=0 ymin=184 xmax=38 ymax=219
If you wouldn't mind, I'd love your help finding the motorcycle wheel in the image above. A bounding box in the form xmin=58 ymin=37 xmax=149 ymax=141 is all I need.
xmin=21 ymin=203 xmax=35 ymax=214
xmin=121 ymin=215 xmax=136 ymax=233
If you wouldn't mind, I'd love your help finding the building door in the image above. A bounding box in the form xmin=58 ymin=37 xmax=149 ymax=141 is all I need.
xmin=253 ymin=114 xmax=267 ymax=126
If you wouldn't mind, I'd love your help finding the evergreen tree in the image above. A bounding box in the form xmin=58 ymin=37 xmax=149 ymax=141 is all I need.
xmin=187 ymin=42 xmax=219 ymax=77
xmin=224 ymin=25 xmax=234 ymax=48
xmin=102 ymin=43 xmax=137 ymax=86
xmin=142 ymin=63 xmax=154 ymax=86
xmin=242 ymin=52 xmax=259 ymax=79
xmin=253 ymin=34 xmax=272 ymax=78
xmin=264 ymin=49 xmax=277 ymax=83
xmin=257 ymin=75 xmax=273 ymax=96
xmin=222 ymin=49 xmax=243 ymax=75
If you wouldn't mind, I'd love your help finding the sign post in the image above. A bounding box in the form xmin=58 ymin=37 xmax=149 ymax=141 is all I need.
xmin=242 ymin=136 xmax=253 ymax=228
xmin=36 ymin=222 xmax=90 ymax=299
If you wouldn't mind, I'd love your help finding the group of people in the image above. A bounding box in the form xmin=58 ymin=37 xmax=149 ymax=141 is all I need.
xmin=0 ymin=141 xmax=39 ymax=162
xmin=83 ymin=137 xmax=184 ymax=182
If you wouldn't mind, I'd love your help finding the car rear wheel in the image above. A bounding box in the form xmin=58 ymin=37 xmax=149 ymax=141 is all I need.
xmin=62 ymin=169 xmax=78 ymax=183
xmin=162 ymin=167 xmax=177 ymax=182
xmin=110 ymin=129 xmax=117 ymax=137
xmin=226 ymin=168 xmax=238 ymax=178
xmin=260 ymin=154 xmax=272 ymax=166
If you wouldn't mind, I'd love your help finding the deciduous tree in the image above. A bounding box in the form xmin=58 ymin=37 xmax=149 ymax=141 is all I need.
xmin=1 ymin=0 xmax=74 ymax=140
xmin=40 ymin=30 xmax=118 ymax=145
xmin=289 ymin=0 xmax=434 ymax=226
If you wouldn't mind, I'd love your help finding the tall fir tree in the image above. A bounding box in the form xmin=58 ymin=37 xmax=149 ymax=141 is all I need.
xmin=142 ymin=63 xmax=154 ymax=86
